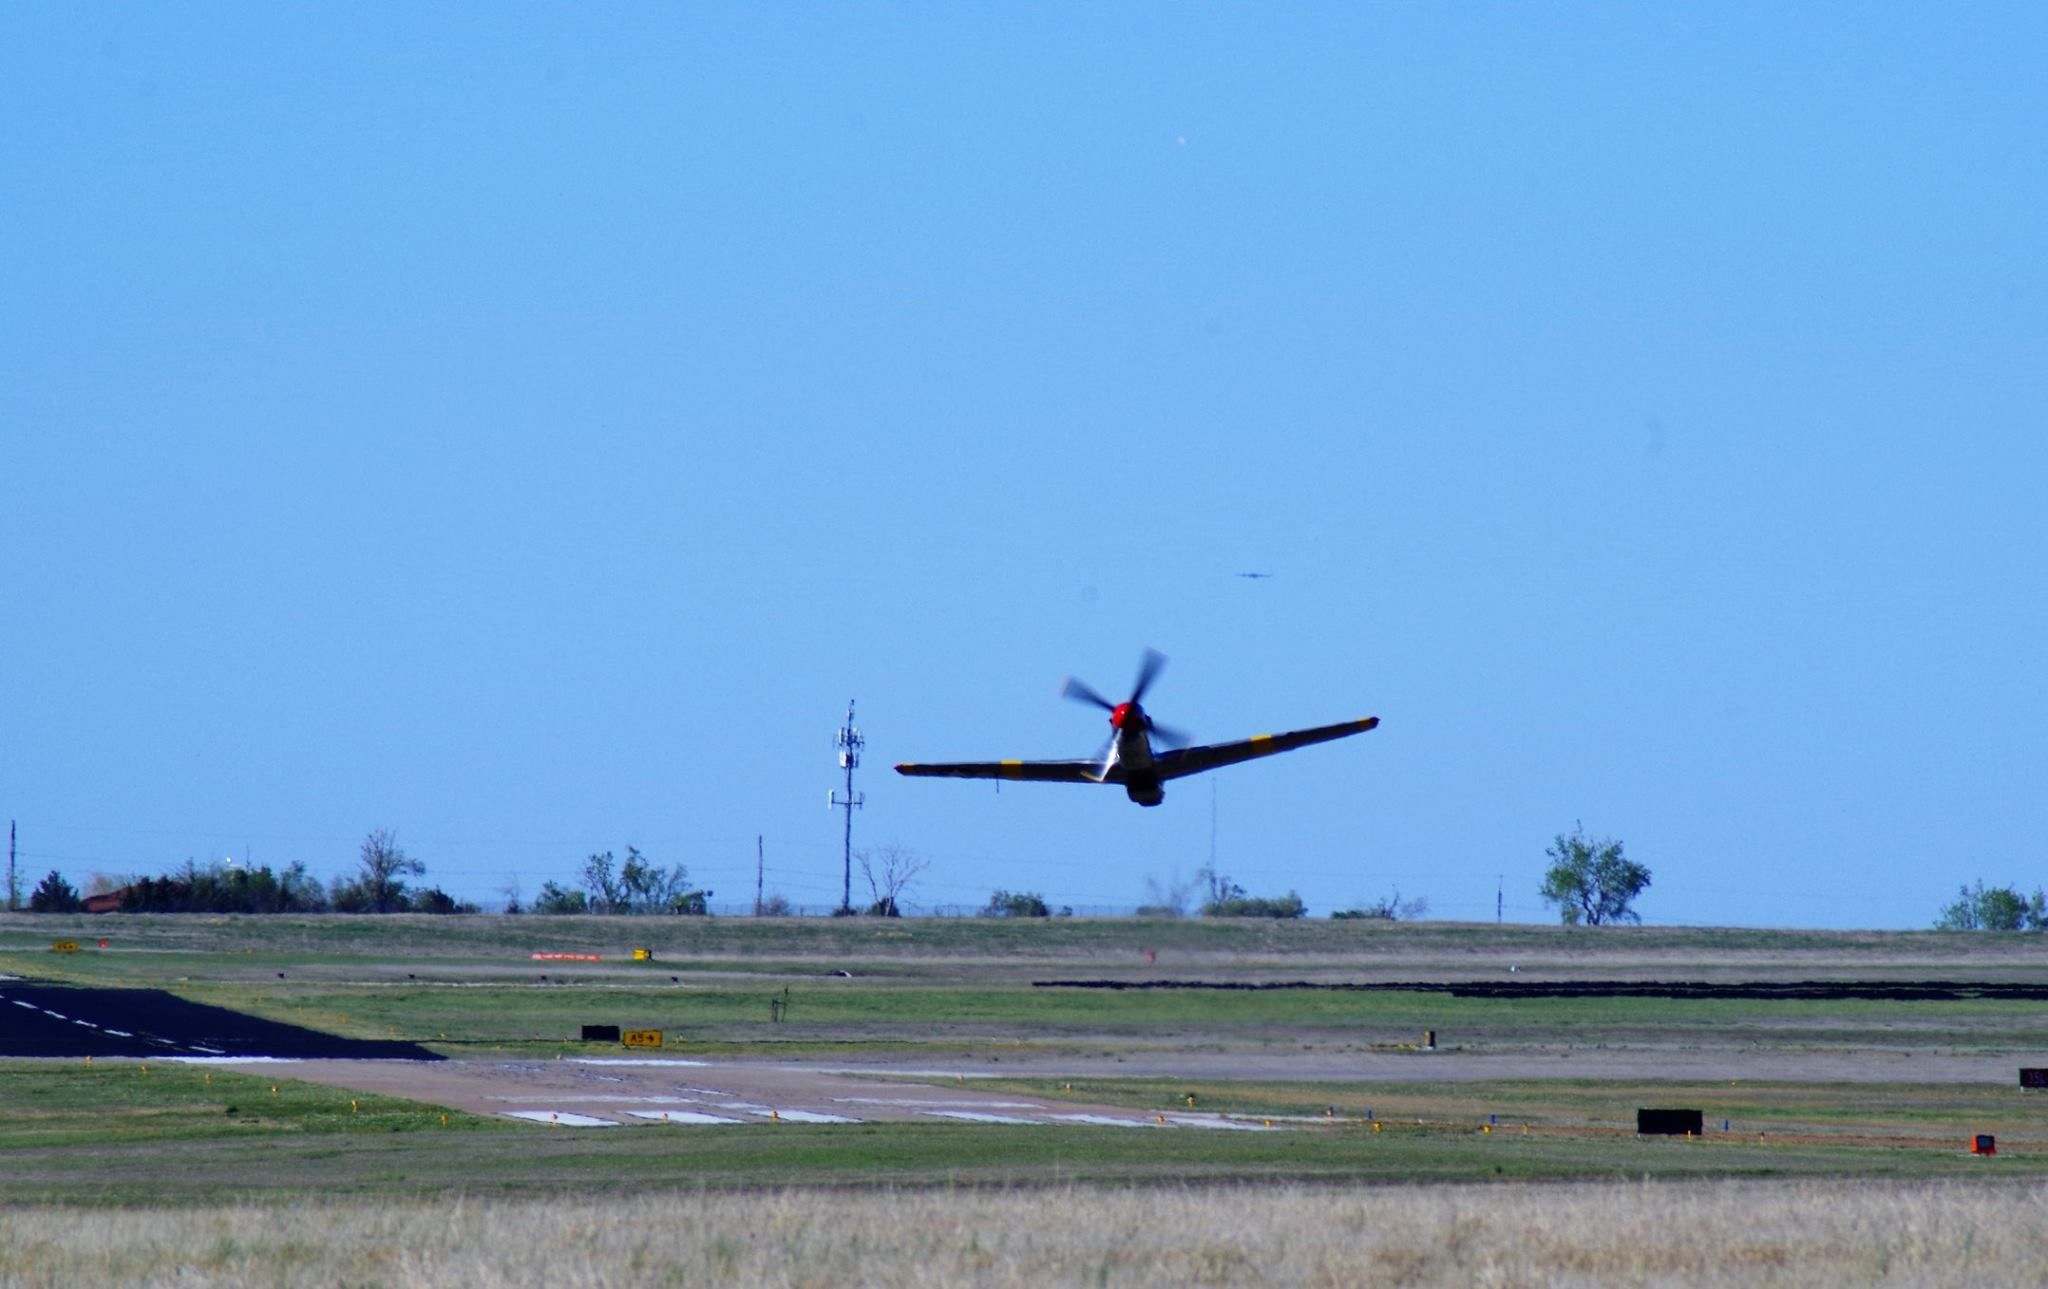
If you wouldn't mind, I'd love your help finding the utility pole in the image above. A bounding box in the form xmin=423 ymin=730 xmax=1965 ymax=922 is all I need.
xmin=1497 ymin=875 xmax=1503 ymax=924
xmin=754 ymin=835 xmax=764 ymax=917
xmin=7 ymin=820 xmax=15 ymax=912
xmin=830 ymin=700 xmax=864 ymax=914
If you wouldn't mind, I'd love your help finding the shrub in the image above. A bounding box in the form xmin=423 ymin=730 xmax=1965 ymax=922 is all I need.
xmin=409 ymin=887 xmax=478 ymax=915
xmin=1332 ymin=891 xmax=1428 ymax=921
xmin=1935 ymin=881 xmax=2046 ymax=931
xmin=532 ymin=881 xmax=588 ymax=915
xmin=1203 ymin=891 xmax=1307 ymax=919
xmin=982 ymin=890 xmax=1051 ymax=918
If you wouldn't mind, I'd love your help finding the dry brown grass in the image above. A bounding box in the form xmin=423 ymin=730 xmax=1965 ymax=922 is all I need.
xmin=5 ymin=1178 xmax=2048 ymax=1287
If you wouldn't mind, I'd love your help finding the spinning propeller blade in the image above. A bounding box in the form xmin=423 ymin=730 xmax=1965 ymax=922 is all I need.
xmin=1147 ymin=719 xmax=1191 ymax=751
xmin=1130 ymin=649 xmax=1168 ymax=705
xmin=1059 ymin=675 xmax=1117 ymax=712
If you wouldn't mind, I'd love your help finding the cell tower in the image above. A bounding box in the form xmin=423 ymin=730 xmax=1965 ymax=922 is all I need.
xmin=830 ymin=700 xmax=864 ymax=913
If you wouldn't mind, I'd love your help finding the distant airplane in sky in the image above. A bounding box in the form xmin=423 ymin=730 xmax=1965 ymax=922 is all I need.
xmin=1236 ymin=571 xmax=1274 ymax=580
xmin=895 ymin=649 xmax=1378 ymax=807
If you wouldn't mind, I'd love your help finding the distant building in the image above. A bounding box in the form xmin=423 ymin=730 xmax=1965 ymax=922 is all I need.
xmin=82 ymin=887 xmax=132 ymax=914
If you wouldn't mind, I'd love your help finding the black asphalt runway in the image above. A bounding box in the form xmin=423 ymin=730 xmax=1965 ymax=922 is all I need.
xmin=0 ymin=983 xmax=440 ymax=1060
xmin=1035 ymin=979 xmax=2048 ymax=1001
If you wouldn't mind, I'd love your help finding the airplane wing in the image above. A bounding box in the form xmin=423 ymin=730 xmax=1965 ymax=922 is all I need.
xmin=894 ymin=758 xmax=1108 ymax=783
xmin=1153 ymin=715 xmax=1379 ymax=781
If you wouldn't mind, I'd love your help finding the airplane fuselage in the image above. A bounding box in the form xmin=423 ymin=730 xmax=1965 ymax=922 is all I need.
xmin=1107 ymin=702 xmax=1165 ymax=806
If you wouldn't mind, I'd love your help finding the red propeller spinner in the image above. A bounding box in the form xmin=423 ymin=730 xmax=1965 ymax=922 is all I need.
xmin=1060 ymin=651 xmax=1187 ymax=749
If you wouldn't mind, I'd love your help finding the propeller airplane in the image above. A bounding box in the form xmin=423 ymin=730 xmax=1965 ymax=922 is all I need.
xmin=894 ymin=650 xmax=1379 ymax=807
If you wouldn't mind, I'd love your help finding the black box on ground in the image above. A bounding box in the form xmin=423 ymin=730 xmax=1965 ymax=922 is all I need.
xmin=1637 ymin=1108 xmax=1704 ymax=1136
xmin=580 ymin=1024 xmax=621 ymax=1043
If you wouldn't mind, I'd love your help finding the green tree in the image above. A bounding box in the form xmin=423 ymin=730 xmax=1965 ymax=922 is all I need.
xmin=579 ymin=846 xmax=696 ymax=914
xmin=118 ymin=859 xmax=329 ymax=914
xmin=1204 ymin=891 xmax=1308 ymax=918
xmin=619 ymin=846 xmax=695 ymax=913
xmin=532 ymin=880 xmax=588 ymax=915
xmin=1190 ymin=866 xmax=1305 ymax=918
xmin=27 ymin=870 xmax=83 ymax=913
xmin=982 ymin=889 xmax=1051 ymax=918
xmin=1538 ymin=824 xmax=1650 ymax=926
xmin=1935 ymin=881 xmax=2046 ymax=931
xmin=330 ymin=829 xmax=425 ymax=913
xmin=580 ymin=850 xmax=626 ymax=913
xmin=406 ymin=886 xmax=478 ymax=914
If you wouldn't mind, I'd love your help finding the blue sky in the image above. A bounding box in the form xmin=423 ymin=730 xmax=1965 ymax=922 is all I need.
xmin=4 ymin=5 xmax=2043 ymax=927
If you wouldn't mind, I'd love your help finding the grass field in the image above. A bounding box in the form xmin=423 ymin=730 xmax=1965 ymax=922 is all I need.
xmin=7 ymin=1181 xmax=2048 ymax=1286
xmin=6 ymin=912 xmax=2048 ymax=1282
xmin=10 ymin=913 xmax=2048 ymax=1062
xmin=7 ymin=1059 xmax=2042 ymax=1204
xmin=16 ymin=909 xmax=2048 ymax=972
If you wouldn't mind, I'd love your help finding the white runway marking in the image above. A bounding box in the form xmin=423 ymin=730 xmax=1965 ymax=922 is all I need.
xmin=835 ymin=1098 xmax=1045 ymax=1109
xmin=629 ymin=1110 xmax=745 ymax=1125
xmin=486 ymin=1094 xmax=705 ymax=1104
xmin=1166 ymin=1116 xmax=1276 ymax=1131
xmin=920 ymin=1110 xmax=1040 ymax=1125
xmin=800 ymin=1066 xmax=1005 ymax=1080
xmin=569 ymin=1058 xmax=710 ymax=1067
xmin=104 ymin=1029 xmax=134 ymax=1037
xmin=1045 ymin=1114 xmax=1154 ymax=1128
xmin=167 ymin=1056 xmax=301 ymax=1065
xmin=502 ymin=1111 xmax=621 ymax=1127
xmin=749 ymin=1109 xmax=861 ymax=1124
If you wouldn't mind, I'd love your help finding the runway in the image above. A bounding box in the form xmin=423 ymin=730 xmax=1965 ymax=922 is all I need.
xmin=0 ymin=982 xmax=440 ymax=1061
xmin=0 ymin=980 xmax=1249 ymax=1129
xmin=248 ymin=1054 xmax=1281 ymax=1130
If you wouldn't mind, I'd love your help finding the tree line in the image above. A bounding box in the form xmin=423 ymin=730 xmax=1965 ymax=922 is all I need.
xmin=22 ymin=829 xmax=474 ymax=915
xmin=18 ymin=821 xmax=1668 ymax=926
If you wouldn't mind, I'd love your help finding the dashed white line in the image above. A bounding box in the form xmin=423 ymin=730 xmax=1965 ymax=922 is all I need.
xmin=502 ymin=1111 xmax=621 ymax=1127
xmin=1045 ymin=1114 xmax=1154 ymax=1129
xmin=485 ymin=1094 xmax=704 ymax=1104
xmin=834 ymin=1098 xmax=1045 ymax=1109
xmin=628 ymin=1110 xmax=746 ymax=1125
xmin=920 ymin=1110 xmax=1040 ymax=1125
xmin=747 ymin=1109 xmax=861 ymax=1124
xmin=1165 ymin=1116 xmax=1276 ymax=1131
